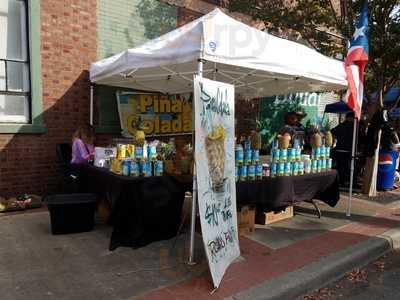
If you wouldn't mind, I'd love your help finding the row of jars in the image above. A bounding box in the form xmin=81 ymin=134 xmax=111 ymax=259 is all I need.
xmin=271 ymin=158 xmax=332 ymax=177
xmin=111 ymin=159 xmax=164 ymax=177
xmin=235 ymin=157 xmax=333 ymax=181
xmin=235 ymin=144 xmax=260 ymax=165
xmin=116 ymin=143 xmax=158 ymax=161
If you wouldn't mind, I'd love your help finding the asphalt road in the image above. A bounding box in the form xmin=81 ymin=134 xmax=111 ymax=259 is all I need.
xmin=301 ymin=250 xmax=400 ymax=300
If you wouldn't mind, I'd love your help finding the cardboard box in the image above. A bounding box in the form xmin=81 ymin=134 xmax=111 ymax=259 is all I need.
xmin=257 ymin=206 xmax=293 ymax=225
xmin=97 ymin=198 xmax=111 ymax=223
xmin=237 ymin=205 xmax=255 ymax=236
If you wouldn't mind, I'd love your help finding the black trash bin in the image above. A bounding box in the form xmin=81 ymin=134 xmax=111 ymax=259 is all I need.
xmin=45 ymin=193 xmax=97 ymax=234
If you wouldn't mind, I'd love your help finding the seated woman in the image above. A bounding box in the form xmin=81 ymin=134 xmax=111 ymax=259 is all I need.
xmin=71 ymin=125 xmax=95 ymax=165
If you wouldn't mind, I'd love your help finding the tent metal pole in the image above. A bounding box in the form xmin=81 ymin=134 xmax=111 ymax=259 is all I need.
xmin=347 ymin=118 xmax=357 ymax=216
xmin=188 ymin=59 xmax=203 ymax=265
xmin=90 ymin=84 xmax=94 ymax=126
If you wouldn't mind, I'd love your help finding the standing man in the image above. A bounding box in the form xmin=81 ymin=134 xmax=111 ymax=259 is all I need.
xmin=294 ymin=110 xmax=307 ymax=132
xmin=331 ymin=112 xmax=356 ymax=186
xmin=281 ymin=110 xmax=307 ymax=133
xmin=279 ymin=110 xmax=307 ymax=148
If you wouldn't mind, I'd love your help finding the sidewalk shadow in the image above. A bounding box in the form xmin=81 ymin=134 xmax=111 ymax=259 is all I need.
xmin=295 ymin=205 xmax=400 ymax=228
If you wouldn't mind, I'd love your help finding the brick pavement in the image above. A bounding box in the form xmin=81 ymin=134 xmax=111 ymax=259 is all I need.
xmin=137 ymin=197 xmax=400 ymax=300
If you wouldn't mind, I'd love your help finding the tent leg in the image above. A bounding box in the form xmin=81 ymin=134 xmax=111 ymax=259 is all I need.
xmin=347 ymin=118 xmax=357 ymax=217
xmin=188 ymin=169 xmax=197 ymax=265
xmin=90 ymin=84 xmax=94 ymax=126
xmin=188 ymin=59 xmax=204 ymax=265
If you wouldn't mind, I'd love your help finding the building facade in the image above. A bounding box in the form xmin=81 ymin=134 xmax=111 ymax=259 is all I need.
xmin=1 ymin=0 xmax=97 ymax=196
xmin=0 ymin=0 xmax=340 ymax=197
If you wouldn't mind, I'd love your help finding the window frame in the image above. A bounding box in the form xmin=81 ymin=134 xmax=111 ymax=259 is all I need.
xmin=0 ymin=0 xmax=32 ymax=124
xmin=0 ymin=0 xmax=46 ymax=134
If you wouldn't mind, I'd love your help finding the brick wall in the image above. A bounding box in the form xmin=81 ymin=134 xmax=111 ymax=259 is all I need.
xmin=0 ymin=0 xmax=97 ymax=197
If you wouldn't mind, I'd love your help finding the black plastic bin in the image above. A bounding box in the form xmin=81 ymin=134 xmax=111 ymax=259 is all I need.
xmin=45 ymin=193 xmax=97 ymax=234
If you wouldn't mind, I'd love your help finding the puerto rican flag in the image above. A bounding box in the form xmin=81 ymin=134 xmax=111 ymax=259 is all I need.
xmin=344 ymin=2 xmax=369 ymax=120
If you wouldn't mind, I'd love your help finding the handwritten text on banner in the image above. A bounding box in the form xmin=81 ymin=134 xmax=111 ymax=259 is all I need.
xmin=194 ymin=76 xmax=240 ymax=288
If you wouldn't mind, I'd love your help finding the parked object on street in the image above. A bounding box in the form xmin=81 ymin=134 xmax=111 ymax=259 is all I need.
xmin=377 ymin=150 xmax=399 ymax=190
xmin=45 ymin=194 xmax=97 ymax=234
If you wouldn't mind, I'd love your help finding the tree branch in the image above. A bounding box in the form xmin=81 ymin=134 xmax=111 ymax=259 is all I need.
xmin=328 ymin=0 xmax=340 ymax=29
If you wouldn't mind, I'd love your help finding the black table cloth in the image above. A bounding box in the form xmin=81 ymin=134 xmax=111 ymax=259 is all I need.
xmin=76 ymin=165 xmax=188 ymax=250
xmin=76 ymin=165 xmax=339 ymax=250
xmin=236 ymin=170 xmax=340 ymax=211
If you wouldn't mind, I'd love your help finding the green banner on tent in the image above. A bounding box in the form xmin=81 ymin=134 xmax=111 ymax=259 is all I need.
xmin=259 ymin=92 xmax=323 ymax=147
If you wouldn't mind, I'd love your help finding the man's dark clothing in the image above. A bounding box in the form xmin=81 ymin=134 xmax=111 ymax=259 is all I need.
xmin=293 ymin=122 xmax=306 ymax=132
xmin=331 ymin=120 xmax=354 ymax=151
xmin=331 ymin=120 xmax=355 ymax=186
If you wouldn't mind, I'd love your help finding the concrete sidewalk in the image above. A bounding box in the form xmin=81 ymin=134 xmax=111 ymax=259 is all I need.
xmin=0 ymin=192 xmax=399 ymax=300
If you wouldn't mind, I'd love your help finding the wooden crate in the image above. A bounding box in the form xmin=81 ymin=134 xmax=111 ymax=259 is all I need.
xmin=237 ymin=205 xmax=255 ymax=236
xmin=256 ymin=206 xmax=293 ymax=225
xmin=97 ymin=198 xmax=111 ymax=223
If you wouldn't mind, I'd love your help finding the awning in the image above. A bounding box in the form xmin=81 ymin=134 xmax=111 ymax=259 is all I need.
xmin=324 ymin=101 xmax=352 ymax=114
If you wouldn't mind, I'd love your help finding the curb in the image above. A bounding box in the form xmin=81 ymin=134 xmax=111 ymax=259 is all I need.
xmin=227 ymin=227 xmax=400 ymax=300
xmin=380 ymin=227 xmax=400 ymax=249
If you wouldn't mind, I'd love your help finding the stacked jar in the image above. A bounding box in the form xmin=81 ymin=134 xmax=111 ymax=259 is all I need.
xmin=270 ymin=138 xmax=302 ymax=177
xmin=235 ymin=138 xmax=264 ymax=181
xmin=111 ymin=143 xmax=164 ymax=177
xmin=310 ymin=144 xmax=332 ymax=174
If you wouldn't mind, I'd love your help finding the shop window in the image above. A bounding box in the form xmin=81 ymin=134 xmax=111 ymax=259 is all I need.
xmin=0 ymin=0 xmax=31 ymax=123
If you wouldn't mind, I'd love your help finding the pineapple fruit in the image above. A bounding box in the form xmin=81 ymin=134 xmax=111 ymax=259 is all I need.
xmin=251 ymin=119 xmax=264 ymax=150
xmin=134 ymin=116 xmax=146 ymax=145
xmin=278 ymin=133 xmax=291 ymax=149
xmin=324 ymin=122 xmax=333 ymax=147
xmin=307 ymin=124 xmax=322 ymax=148
xmin=310 ymin=133 xmax=322 ymax=148
xmin=251 ymin=130 xmax=262 ymax=150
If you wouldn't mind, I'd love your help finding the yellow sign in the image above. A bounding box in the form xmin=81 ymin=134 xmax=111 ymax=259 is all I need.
xmin=117 ymin=92 xmax=193 ymax=136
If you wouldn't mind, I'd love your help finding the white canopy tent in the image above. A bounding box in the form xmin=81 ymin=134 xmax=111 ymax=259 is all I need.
xmin=90 ymin=8 xmax=346 ymax=99
xmin=89 ymin=8 xmax=348 ymax=264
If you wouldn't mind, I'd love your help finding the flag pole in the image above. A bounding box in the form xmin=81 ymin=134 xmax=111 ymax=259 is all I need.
xmin=344 ymin=0 xmax=368 ymax=213
xmin=347 ymin=117 xmax=358 ymax=216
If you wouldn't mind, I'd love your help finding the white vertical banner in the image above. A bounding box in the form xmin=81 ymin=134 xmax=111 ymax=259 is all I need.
xmin=194 ymin=76 xmax=240 ymax=288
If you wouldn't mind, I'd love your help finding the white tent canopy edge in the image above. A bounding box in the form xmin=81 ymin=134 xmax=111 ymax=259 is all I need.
xmin=89 ymin=8 xmax=347 ymax=99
